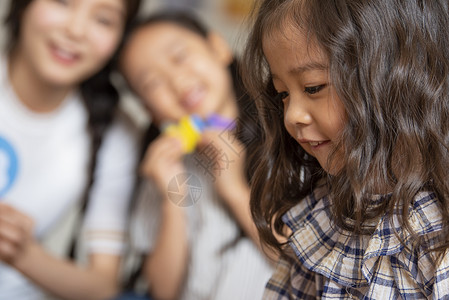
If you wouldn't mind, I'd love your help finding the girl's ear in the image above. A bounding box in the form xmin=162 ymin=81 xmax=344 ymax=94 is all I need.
xmin=207 ymin=32 xmax=233 ymax=66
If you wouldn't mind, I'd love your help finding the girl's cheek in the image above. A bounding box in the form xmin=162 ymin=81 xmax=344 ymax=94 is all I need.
xmin=25 ymin=2 xmax=67 ymax=32
xmin=88 ymin=28 xmax=122 ymax=59
xmin=35 ymin=9 xmax=66 ymax=26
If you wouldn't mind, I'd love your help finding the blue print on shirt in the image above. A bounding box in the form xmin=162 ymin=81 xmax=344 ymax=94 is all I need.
xmin=0 ymin=136 xmax=19 ymax=197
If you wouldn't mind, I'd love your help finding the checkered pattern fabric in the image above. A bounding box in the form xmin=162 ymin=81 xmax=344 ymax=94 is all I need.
xmin=264 ymin=186 xmax=449 ymax=299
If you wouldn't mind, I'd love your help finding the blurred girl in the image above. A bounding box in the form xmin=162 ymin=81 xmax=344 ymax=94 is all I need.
xmin=120 ymin=11 xmax=273 ymax=300
xmin=243 ymin=0 xmax=449 ymax=298
xmin=0 ymin=0 xmax=141 ymax=299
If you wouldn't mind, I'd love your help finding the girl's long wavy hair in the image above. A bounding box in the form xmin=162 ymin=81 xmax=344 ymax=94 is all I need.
xmin=4 ymin=0 xmax=141 ymax=257
xmin=243 ymin=0 xmax=449 ymax=254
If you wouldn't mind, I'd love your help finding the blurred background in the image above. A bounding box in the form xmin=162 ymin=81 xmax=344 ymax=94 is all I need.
xmin=0 ymin=0 xmax=253 ymax=51
xmin=0 ymin=0 xmax=254 ymax=266
xmin=0 ymin=0 xmax=254 ymax=127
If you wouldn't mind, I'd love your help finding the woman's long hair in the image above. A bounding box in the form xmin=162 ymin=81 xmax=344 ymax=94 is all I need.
xmin=242 ymin=0 xmax=449 ymax=254
xmin=4 ymin=0 xmax=142 ymax=257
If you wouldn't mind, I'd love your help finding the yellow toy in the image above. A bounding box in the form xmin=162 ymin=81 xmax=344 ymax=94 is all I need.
xmin=163 ymin=115 xmax=205 ymax=153
xmin=163 ymin=114 xmax=235 ymax=153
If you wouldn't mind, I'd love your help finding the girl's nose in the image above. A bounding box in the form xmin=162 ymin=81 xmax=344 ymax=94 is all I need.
xmin=170 ymin=70 xmax=190 ymax=94
xmin=283 ymin=94 xmax=312 ymax=128
xmin=65 ymin=10 xmax=88 ymax=40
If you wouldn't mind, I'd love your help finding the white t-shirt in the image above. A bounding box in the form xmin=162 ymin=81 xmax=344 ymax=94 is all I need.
xmin=131 ymin=154 xmax=273 ymax=300
xmin=0 ymin=57 xmax=140 ymax=299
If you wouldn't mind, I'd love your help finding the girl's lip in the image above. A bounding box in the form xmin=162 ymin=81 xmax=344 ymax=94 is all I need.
xmin=180 ymin=86 xmax=205 ymax=111
xmin=297 ymin=138 xmax=330 ymax=149
xmin=49 ymin=43 xmax=80 ymax=66
xmin=309 ymin=140 xmax=330 ymax=149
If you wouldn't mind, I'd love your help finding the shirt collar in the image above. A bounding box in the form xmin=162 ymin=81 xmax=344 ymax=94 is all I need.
xmin=283 ymin=188 xmax=443 ymax=287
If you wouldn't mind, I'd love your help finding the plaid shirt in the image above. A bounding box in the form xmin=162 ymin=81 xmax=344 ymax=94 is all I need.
xmin=264 ymin=185 xmax=449 ymax=299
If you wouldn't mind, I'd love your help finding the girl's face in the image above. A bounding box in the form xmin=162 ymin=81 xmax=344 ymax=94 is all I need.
xmin=120 ymin=22 xmax=235 ymax=125
xmin=263 ymin=26 xmax=347 ymax=174
xmin=16 ymin=0 xmax=126 ymax=87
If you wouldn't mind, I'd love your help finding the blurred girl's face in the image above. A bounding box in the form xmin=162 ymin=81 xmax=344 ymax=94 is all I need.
xmin=120 ymin=22 xmax=235 ymax=124
xmin=16 ymin=0 xmax=126 ymax=87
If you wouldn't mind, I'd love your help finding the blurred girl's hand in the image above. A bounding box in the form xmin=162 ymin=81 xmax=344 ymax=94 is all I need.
xmin=198 ymin=129 xmax=247 ymax=205
xmin=140 ymin=134 xmax=186 ymax=194
xmin=0 ymin=203 xmax=35 ymax=266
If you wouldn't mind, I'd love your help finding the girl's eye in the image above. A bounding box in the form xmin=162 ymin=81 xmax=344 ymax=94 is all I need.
xmin=53 ymin=0 xmax=70 ymax=5
xmin=304 ymin=85 xmax=326 ymax=95
xmin=276 ymin=91 xmax=289 ymax=101
xmin=96 ymin=16 xmax=115 ymax=27
xmin=173 ymin=51 xmax=188 ymax=64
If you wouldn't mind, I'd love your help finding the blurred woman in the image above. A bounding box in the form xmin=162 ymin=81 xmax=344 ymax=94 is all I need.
xmin=0 ymin=0 xmax=141 ymax=299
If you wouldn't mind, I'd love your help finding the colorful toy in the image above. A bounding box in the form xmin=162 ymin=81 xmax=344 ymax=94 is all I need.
xmin=163 ymin=114 xmax=235 ymax=153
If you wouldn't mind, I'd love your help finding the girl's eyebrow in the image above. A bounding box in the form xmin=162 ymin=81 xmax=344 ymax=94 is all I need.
xmin=95 ymin=2 xmax=126 ymax=18
xmin=288 ymin=62 xmax=328 ymax=74
xmin=271 ymin=61 xmax=328 ymax=80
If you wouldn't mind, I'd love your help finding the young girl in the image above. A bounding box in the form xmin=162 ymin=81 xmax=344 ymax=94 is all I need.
xmin=119 ymin=11 xmax=273 ymax=300
xmin=243 ymin=0 xmax=449 ymax=299
xmin=0 ymin=0 xmax=141 ymax=299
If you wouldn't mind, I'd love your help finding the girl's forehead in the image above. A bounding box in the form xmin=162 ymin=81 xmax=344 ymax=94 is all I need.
xmin=262 ymin=21 xmax=310 ymax=55
xmin=262 ymin=23 xmax=328 ymax=76
xmin=131 ymin=22 xmax=207 ymax=53
xmin=126 ymin=24 xmax=181 ymax=56
xmin=144 ymin=22 xmax=201 ymax=39
xmin=261 ymin=1 xmax=307 ymax=34
xmin=261 ymin=9 xmax=310 ymax=45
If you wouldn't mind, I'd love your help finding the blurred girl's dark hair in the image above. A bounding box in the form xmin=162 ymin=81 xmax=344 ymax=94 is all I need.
xmin=120 ymin=10 xmax=264 ymax=289
xmin=4 ymin=0 xmax=142 ymax=257
xmin=242 ymin=0 xmax=449 ymax=255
